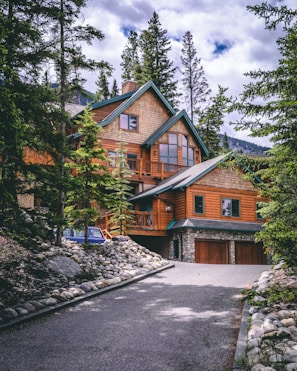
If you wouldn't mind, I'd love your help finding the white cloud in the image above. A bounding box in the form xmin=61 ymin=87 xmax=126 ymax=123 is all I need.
xmin=80 ymin=0 xmax=294 ymax=147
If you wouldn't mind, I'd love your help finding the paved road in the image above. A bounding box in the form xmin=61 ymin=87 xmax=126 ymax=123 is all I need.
xmin=0 ymin=262 xmax=269 ymax=371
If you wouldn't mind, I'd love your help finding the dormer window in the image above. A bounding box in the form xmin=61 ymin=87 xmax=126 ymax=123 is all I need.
xmin=120 ymin=114 xmax=138 ymax=131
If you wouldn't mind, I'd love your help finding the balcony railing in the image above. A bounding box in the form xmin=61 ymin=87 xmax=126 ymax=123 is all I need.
xmin=105 ymin=158 xmax=186 ymax=180
xmin=105 ymin=211 xmax=157 ymax=232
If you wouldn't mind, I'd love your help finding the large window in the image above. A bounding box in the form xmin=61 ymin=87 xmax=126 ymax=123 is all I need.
xmin=120 ymin=114 xmax=138 ymax=131
xmin=194 ymin=196 xmax=204 ymax=214
xmin=222 ymin=198 xmax=240 ymax=217
xmin=160 ymin=133 xmax=178 ymax=166
xmin=182 ymin=135 xmax=194 ymax=166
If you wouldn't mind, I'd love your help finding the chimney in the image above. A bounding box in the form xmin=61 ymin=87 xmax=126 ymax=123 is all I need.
xmin=122 ymin=80 xmax=138 ymax=94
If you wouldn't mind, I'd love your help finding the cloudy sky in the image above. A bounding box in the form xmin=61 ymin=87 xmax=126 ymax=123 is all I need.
xmin=80 ymin=0 xmax=296 ymax=146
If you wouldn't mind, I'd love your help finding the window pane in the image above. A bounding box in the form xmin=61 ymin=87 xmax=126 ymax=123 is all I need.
xmin=129 ymin=116 xmax=137 ymax=130
xmin=232 ymin=200 xmax=240 ymax=217
xmin=195 ymin=196 xmax=204 ymax=214
xmin=159 ymin=144 xmax=168 ymax=157
xmin=222 ymin=198 xmax=232 ymax=216
xmin=168 ymin=133 xmax=177 ymax=144
xmin=120 ymin=114 xmax=128 ymax=129
xmin=188 ymin=148 xmax=194 ymax=166
xmin=168 ymin=145 xmax=177 ymax=157
xmin=182 ymin=135 xmax=187 ymax=146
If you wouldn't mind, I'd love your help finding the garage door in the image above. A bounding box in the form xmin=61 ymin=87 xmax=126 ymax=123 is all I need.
xmin=235 ymin=241 xmax=265 ymax=264
xmin=195 ymin=240 xmax=229 ymax=264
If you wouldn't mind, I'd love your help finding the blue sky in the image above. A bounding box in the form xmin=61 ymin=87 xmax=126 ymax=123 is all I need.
xmin=79 ymin=0 xmax=296 ymax=146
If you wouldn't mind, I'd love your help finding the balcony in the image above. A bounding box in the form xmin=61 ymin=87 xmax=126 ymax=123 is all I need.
xmin=106 ymin=158 xmax=186 ymax=180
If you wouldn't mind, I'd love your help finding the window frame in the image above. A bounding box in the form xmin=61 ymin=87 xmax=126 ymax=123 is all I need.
xmin=194 ymin=195 xmax=204 ymax=215
xmin=159 ymin=133 xmax=178 ymax=165
xmin=119 ymin=113 xmax=138 ymax=131
xmin=221 ymin=198 xmax=240 ymax=217
xmin=182 ymin=135 xmax=194 ymax=166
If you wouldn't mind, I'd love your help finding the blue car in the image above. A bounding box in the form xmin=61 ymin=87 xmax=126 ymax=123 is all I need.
xmin=63 ymin=227 xmax=106 ymax=244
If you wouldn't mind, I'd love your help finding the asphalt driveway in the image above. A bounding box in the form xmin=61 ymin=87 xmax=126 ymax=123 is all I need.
xmin=0 ymin=262 xmax=269 ymax=371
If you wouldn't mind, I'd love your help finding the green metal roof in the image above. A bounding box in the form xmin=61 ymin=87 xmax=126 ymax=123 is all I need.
xmin=129 ymin=154 xmax=227 ymax=201
xmin=167 ymin=218 xmax=263 ymax=233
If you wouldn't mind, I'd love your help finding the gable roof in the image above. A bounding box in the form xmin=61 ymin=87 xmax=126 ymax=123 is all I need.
xmin=142 ymin=109 xmax=209 ymax=157
xmin=130 ymin=154 xmax=227 ymax=201
xmin=99 ymin=80 xmax=175 ymax=128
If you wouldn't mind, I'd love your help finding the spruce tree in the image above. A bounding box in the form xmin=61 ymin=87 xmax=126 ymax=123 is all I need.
xmin=105 ymin=131 xmax=134 ymax=235
xmin=65 ymin=107 xmax=111 ymax=244
xmin=0 ymin=0 xmax=62 ymax=231
xmin=197 ymin=86 xmax=230 ymax=158
xmin=138 ymin=12 xmax=179 ymax=107
xmin=120 ymin=30 xmax=141 ymax=82
xmin=94 ymin=69 xmax=111 ymax=101
xmin=181 ymin=31 xmax=211 ymax=123
xmin=45 ymin=0 xmax=110 ymax=244
xmin=110 ymin=79 xmax=119 ymax=97
xmin=231 ymin=4 xmax=297 ymax=266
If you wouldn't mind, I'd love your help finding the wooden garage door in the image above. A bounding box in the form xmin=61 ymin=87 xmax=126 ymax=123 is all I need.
xmin=235 ymin=241 xmax=265 ymax=264
xmin=195 ymin=240 xmax=229 ymax=264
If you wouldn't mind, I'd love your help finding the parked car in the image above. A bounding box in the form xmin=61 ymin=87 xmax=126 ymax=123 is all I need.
xmin=63 ymin=227 xmax=106 ymax=244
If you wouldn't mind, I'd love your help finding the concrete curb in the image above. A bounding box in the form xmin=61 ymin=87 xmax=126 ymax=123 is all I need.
xmin=0 ymin=263 xmax=175 ymax=332
xmin=232 ymin=300 xmax=249 ymax=370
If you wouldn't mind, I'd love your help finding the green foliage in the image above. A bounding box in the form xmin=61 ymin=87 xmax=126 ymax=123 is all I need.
xmin=181 ymin=31 xmax=211 ymax=123
xmin=105 ymin=131 xmax=134 ymax=235
xmin=121 ymin=30 xmax=141 ymax=82
xmin=244 ymin=284 xmax=297 ymax=307
xmin=94 ymin=68 xmax=111 ymax=101
xmin=230 ymin=4 xmax=297 ymax=266
xmin=197 ymin=86 xmax=231 ymax=158
xmin=120 ymin=13 xmax=179 ymax=108
xmin=65 ymin=107 xmax=111 ymax=243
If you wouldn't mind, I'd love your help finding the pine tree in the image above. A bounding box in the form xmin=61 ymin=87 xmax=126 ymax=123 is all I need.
xmin=105 ymin=131 xmax=134 ymax=235
xmin=181 ymin=31 xmax=211 ymax=123
xmin=45 ymin=0 xmax=110 ymax=245
xmin=138 ymin=12 xmax=179 ymax=107
xmin=231 ymin=4 xmax=297 ymax=266
xmin=197 ymin=86 xmax=230 ymax=158
xmin=0 ymin=0 xmax=62 ymax=231
xmin=65 ymin=107 xmax=111 ymax=244
xmin=110 ymin=79 xmax=119 ymax=97
xmin=222 ymin=132 xmax=230 ymax=152
xmin=94 ymin=69 xmax=111 ymax=101
xmin=120 ymin=30 xmax=141 ymax=82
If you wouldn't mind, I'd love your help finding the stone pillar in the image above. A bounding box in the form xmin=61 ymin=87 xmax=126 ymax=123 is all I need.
xmin=230 ymin=240 xmax=235 ymax=264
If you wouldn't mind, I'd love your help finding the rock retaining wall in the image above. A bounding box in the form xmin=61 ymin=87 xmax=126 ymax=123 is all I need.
xmin=0 ymin=236 xmax=169 ymax=326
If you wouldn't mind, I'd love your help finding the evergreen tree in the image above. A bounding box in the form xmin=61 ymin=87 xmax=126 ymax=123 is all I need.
xmin=110 ymin=79 xmax=119 ymax=97
xmin=181 ymin=31 xmax=211 ymax=122
xmin=222 ymin=132 xmax=230 ymax=152
xmin=94 ymin=69 xmax=111 ymax=101
xmin=44 ymin=0 xmax=110 ymax=245
xmin=120 ymin=30 xmax=141 ymax=82
xmin=65 ymin=107 xmax=111 ymax=244
xmin=197 ymin=86 xmax=230 ymax=158
xmin=138 ymin=12 xmax=179 ymax=107
xmin=0 ymin=0 xmax=62 ymax=231
xmin=105 ymin=131 xmax=134 ymax=235
xmin=231 ymin=4 xmax=297 ymax=266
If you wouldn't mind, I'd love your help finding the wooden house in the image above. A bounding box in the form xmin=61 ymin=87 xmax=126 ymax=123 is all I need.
xmin=71 ymin=80 xmax=268 ymax=265
xmin=128 ymin=154 xmax=269 ymax=264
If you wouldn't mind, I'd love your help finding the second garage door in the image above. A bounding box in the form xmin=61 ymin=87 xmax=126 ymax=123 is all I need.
xmin=235 ymin=241 xmax=266 ymax=264
xmin=195 ymin=240 xmax=229 ymax=264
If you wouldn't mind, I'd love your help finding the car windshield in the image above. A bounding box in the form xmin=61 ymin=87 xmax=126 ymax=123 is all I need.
xmin=89 ymin=228 xmax=103 ymax=238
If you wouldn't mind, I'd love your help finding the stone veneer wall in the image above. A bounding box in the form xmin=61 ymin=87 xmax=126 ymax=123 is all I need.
xmin=169 ymin=229 xmax=257 ymax=264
